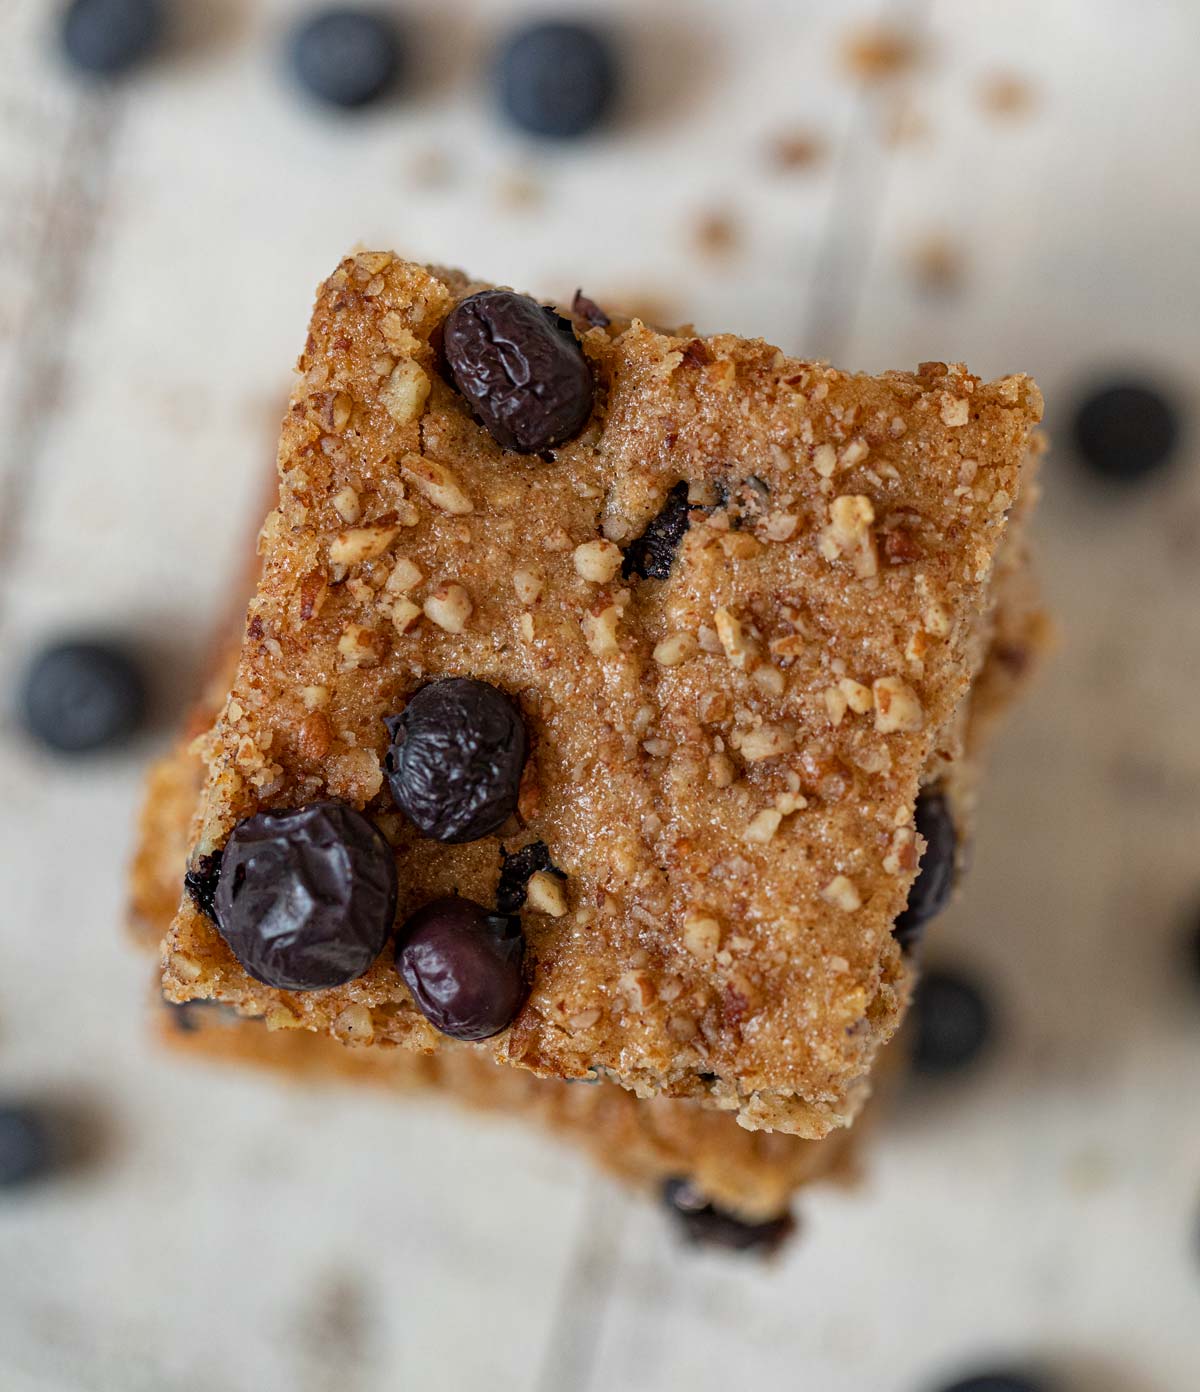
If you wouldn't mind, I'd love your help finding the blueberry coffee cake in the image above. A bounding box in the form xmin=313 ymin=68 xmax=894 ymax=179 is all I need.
xmin=159 ymin=253 xmax=1044 ymax=1139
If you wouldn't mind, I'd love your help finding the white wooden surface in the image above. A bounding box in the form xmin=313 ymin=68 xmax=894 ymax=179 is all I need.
xmin=1 ymin=2 xmax=1199 ymax=1389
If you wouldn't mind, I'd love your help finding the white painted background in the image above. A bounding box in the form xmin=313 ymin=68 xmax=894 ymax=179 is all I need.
xmin=1 ymin=1 xmax=1198 ymax=1388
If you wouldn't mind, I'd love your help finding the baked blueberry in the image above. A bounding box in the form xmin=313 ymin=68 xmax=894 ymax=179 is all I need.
xmin=441 ymin=291 xmax=594 ymax=453
xmin=571 ymin=289 xmax=610 ymax=329
xmin=384 ymin=678 xmax=527 ymax=843
xmin=396 ymin=896 xmax=526 ymax=1040
xmin=19 ymin=638 xmax=147 ymax=754
xmin=183 ymin=850 xmax=223 ymax=922
xmin=936 ymin=1373 xmax=1047 ymax=1392
xmin=662 ymin=1178 xmax=794 ymax=1255
xmin=213 ymin=801 xmax=396 ymax=990
xmin=911 ymin=968 xmax=992 ymax=1076
xmin=497 ymin=840 xmax=563 ymax=914
xmin=894 ymin=790 xmax=957 ymax=951
xmin=288 ymin=7 xmax=403 ymax=109
xmin=495 ymin=20 xmax=618 ymax=139
xmin=60 ymin=0 xmax=163 ymax=77
xmin=1071 ymin=379 xmax=1181 ymax=483
xmin=0 ymin=1105 xmax=54 ymax=1188
xmin=622 ymin=482 xmax=693 ymax=580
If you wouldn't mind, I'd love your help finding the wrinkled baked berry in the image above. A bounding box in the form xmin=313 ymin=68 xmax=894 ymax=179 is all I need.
xmin=1071 ymin=379 xmax=1180 ymax=484
xmin=622 ymin=482 xmax=692 ymax=580
xmin=288 ymin=8 xmax=403 ymax=109
xmin=213 ymin=801 xmax=396 ymax=991
xmin=911 ymin=968 xmax=992 ymax=1076
xmin=60 ymin=0 xmax=163 ymax=77
xmin=495 ymin=20 xmax=618 ymax=139
xmin=441 ymin=291 xmax=594 ymax=453
xmin=0 ymin=1104 xmax=55 ymax=1188
xmin=893 ymin=790 xmax=957 ymax=951
xmin=396 ymin=896 xmax=527 ymax=1040
xmin=384 ymin=678 xmax=527 ymax=844
xmin=571 ymin=289 xmax=610 ymax=328
xmin=183 ymin=850 xmax=223 ymax=922
xmin=19 ymin=639 xmax=147 ymax=754
xmin=497 ymin=840 xmax=563 ymax=914
xmin=938 ymin=1373 xmax=1047 ymax=1392
xmin=662 ymin=1179 xmax=795 ymax=1255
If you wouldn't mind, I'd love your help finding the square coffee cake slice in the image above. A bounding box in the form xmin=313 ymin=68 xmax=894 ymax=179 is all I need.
xmin=162 ymin=253 xmax=1043 ymax=1138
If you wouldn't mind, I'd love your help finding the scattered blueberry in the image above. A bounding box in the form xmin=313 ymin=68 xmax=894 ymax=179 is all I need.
xmin=396 ymin=896 xmax=526 ymax=1040
xmin=911 ymin=968 xmax=992 ymax=1076
xmin=213 ymin=801 xmax=397 ymax=990
xmin=495 ymin=20 xmax=618 ymax=139
xmin=384 ymin=678 xmax=528 ymax=844
xmin=1071 ymin=379 xmax=1181 ymax=484
xmin=662 ymin=1178 xmax=795 ymax=1255
xmin=622 ymin=482 xmax=693 ymax=580
xmin=59 ymin=0 xmax=163 ymax=77
xmin=288 ymin=7 xmax=403 ymax=110
xmin=0 ymin=1105 xmax=55 ymax=1188
xmin=441 ymin=291 xmax=594 ymax=453
xmin=935 ymin=1373 xmax=1047 ymax=1392
xmin=893 ymin=790 xmax=958 ymax=951
xmin=19 ymin=638 xmax=147 ymax=754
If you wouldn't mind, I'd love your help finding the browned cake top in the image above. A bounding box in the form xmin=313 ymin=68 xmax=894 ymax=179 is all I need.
xmin=163 ymin=253 xmax=1041 ymax=1137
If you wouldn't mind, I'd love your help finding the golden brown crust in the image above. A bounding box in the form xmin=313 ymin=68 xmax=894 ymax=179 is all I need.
xmin=132 ymin=514 xmax=1045 ymax=1223
xmin=161 ymin=253 xmax=1043 ymax=1137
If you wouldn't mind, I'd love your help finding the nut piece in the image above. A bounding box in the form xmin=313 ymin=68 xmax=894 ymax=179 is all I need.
xmin=335 ymin=1003 xmax=375 ymax=1044
xmin=683 ymin=913 xmax=722 ymax=960
xmin=573 ymin=539 xmax=623 ymax=584
xmin=713 ymin=606 xmax=755 ymax=668
xmin=301 ymin=684 xmax=330 ymax=711
xmin=332 ymin=486 xmax=361 ymax=523
xmin=619 ymin=970 xmax=656 ymax=1011
xmin=813 ymin=442 xmax=838 ymax=477
xmin=583 ymin=603 xmax=622 ymax=658
xmin=337 ymin=623 xmax=383 ymax=668
xmin=513 ymin=567 xmax=544 ymax=605
xmin=824 ymin=685 xmax=849 ymax=727
xmin=940 ymin=394 xmax=970 ymax=427
xmin=169 ymin=952 xmax=203 ymax=982
xmin=923 ymin=600 xmax=952 ymax=637
xmin=381 ymin=359 xmax=431 ymax=426
xmin=385 ymin=557 xmax=424 ymax=594
xmin=840 ymin=437 xmax=870 ymax=468
xmin=738 ymin=725 xmax=794 ymax=762
xmin=744 ymin=808 xmax=783 ymax=844
xmin=653 ymin=632 xmax=699 ymax=667
xmin=839 ymin=677 xmax=874 ymax=713
xmin=708 ymin=752 xmax=736 ymax=786
xmin=873 ymin=676 xmax=925 ymax=732
xmin=423 ymin=583 xmax=473 ymax=634
xmin=330 ymin=525 xmax=399 ymax=567
xmin=390 ymin=598 xmax=422 ymax=634
xmin=526 ymin=870 xmax=568 ymax=917
xmin=821 ymin=875 xmax=862 ymax=912
xmin=401 ymin=453 xmax=473 ymax=515
xmin=819 ymin=495 xmax=878 ymax=578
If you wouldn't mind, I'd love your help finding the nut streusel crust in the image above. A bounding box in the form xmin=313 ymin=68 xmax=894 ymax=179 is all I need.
xmin=161 ymin=253 xmax=1042 ymax=1137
